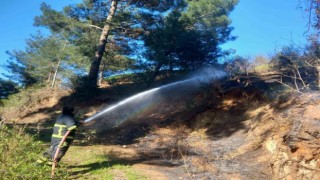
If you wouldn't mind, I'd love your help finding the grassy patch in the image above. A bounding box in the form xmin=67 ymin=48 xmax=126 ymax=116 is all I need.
xmin=63 ymin=146 xmax=146 ymax=179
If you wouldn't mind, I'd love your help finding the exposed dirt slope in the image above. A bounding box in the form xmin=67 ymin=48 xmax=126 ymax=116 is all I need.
xmin=92 ymin=76 xmax=320 ymax=179
xmin=3 ymin=75 xmax=320 ymax=179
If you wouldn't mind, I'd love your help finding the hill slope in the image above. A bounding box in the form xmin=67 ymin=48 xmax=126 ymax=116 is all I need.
xmin=1 ymin=74 xmax=320 ymax=179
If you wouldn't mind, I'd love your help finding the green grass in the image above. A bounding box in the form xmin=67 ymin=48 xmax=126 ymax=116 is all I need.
xmin=63 ymin=146 xmax=146 ymax=180
xmin=0 ymin=125 xmax=68 ymax=179
xmin=0 ymin=126 xmax=145 ymax=179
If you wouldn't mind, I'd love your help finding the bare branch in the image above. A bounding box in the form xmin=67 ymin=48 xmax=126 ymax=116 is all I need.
xmin=293 ymin=71 xmax=300 ymax=91
xmin=87 ymin=24 xmax=103 ymax=30
xmin=306 ymin=0 xmax=314 ymax=33
xmin=275 ymin=79 xmax=302 ymax=93
xmin=281 ymin=73 xmax=304 ymax=81
xmin=294 ymin=67 xmax=307 ymax=88
xmin=304 ymin=58 xmax=314 ymax=66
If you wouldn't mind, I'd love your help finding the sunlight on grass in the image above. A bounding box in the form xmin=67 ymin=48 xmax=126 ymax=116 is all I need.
xmin=0 ymin=125 xmax=68 ymax=179
xmin=63 ymin=146 xmax=146 ymax=179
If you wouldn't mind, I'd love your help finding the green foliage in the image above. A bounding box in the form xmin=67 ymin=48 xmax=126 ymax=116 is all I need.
xmin=1 ymin=84 xmax=46 ymax=108
xmin=34 ymin=3 xmax=82 ymax=34
xmin=33 ymin=1 xmax=137 ymax=87
xmin=4 ymin=0 xmax=238 ymax=90
xmin=224 ymin=55 xmax=250 ymax=75
xmin=5 ymin=33 xmax=90 ymax=87
xmin=140 ymin=0 xmax=238 ymax=84
xmin=130 ymin=0 xmax=185 ymax=12
xmin=181 ymin=0 xmax=238 ymax=48
xmin=270 ymin=44 xmax=319 ymax=91
xmin=5 ymin=50 xmax=38 ymax=87
xmin=271 ymin=45 xmax=303 ymax=69
xmin=144 ymin=10 xmax=201 ymax=68
xmin=0 ymin=79 xmax=19 ymax=99
xmin=0 ymin=125 xmax=68 ymax=179
xmin=105 ymin=73 xmax=148 ymax=85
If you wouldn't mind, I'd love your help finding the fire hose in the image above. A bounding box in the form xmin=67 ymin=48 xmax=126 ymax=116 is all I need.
xmin=51 ymin=130 xmax=71 ymax=179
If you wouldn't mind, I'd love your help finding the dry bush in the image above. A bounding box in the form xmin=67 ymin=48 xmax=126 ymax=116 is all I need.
xmin=224 ymin=56 xmax=250 ymax=76
xmin=0 ymin=85 xmax=69 ymax=122
xmin=270 ymin=45 xmax=319 ymax=92
xmin=251 ymin=55 xmax=272 ymax=73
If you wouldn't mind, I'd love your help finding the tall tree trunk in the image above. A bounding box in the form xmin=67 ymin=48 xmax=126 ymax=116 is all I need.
xmin=98 ymin=69 xmax=103 ymax=87
xmin=47 ymin=64 xmax=54 ymax=83
xmin=88 ymin=0 xmax=118 ymax=88
xmin=98 ymin=62 xmax=107 ymax=87
xmin=51 ymin=59 xmax=61 ymax=88
xmin=148 ymin=63 xmax=163 ymax=87
xmin=168 ymin=55 xmax=173 ymax=72
xmin=51 ymin=43 xmax=67 ymax=88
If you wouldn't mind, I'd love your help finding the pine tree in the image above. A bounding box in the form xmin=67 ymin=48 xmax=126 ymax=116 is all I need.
xmin=141 ymin=0 xmax=238 ymax=84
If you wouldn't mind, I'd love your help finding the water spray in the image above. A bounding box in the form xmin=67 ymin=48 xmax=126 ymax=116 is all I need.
xmin=83 ymin=69 xmax=227 ymax=126
xmin=84 ymin=78 xmax=193 ymax=123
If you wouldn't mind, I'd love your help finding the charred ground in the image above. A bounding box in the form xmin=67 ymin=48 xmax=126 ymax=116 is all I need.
xmin=1 ymin=72 xmax=320 ymax=179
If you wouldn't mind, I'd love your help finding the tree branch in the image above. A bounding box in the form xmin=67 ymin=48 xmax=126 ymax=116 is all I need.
xmin=294 ymin=66 xmax=307 ymax=88
xmin=275 ymin=79 xmax=302 ymax=93
xmin=87 ymin=24 xmax=103 ymax=30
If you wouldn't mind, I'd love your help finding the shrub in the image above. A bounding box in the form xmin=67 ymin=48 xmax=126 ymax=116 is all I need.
xmin=0 ymin=125 xmax=68 ymax=179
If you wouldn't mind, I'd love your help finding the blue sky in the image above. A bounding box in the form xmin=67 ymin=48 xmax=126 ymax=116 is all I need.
xmin=0 ymin=0 xmax=311 ymax=78
xmin=222 ymin=0 xmax=309 ymax=57
xmin=0 ymin=0 xmax=79 ymax=78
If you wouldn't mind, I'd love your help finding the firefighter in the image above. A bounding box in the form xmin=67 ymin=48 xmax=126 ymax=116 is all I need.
xmin=37 ymin=105 xmax=80 ymax=165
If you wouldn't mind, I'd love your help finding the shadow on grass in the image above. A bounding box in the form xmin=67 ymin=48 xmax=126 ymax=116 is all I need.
xmin=68 ymin=149 xmax=179 ymax=178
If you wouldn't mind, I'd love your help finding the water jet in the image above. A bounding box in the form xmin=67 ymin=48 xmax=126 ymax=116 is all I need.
xmin=84 ymin=69 xmax=226 ymax=130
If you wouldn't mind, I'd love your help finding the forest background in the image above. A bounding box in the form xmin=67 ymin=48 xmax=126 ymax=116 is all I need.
xmin=0 ymin=0 xmax=318 ymax=96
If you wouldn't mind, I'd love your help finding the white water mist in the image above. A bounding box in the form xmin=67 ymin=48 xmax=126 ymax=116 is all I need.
xmin=84 ymin=68 xmax=226 ymax=125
